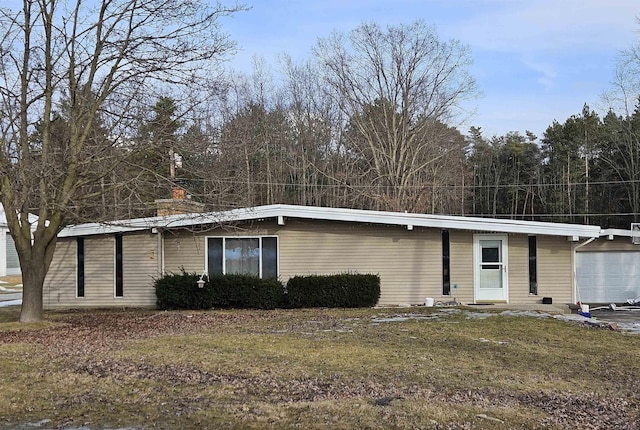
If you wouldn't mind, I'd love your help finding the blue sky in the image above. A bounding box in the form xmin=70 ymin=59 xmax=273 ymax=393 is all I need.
xmin=221 ymin=0 xmax=640 ymax=140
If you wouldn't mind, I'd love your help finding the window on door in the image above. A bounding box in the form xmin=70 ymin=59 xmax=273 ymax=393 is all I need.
xmin=478 ymin=239 xmax=504 ymax=291
xmin=207 ymin=236 xmax=278 ymax=278
xmin=481 ymin=240 xmax=501 ymax=270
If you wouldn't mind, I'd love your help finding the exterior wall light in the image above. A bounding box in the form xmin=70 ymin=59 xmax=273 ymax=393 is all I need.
xmin=197 ymin=272 xmax=207 ymax=288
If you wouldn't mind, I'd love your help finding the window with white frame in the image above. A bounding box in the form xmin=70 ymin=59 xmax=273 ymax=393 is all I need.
xmin=206 ymin=236 xmax=278 ymax=278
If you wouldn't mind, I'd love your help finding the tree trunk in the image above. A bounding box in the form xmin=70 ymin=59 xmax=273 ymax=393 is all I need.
xmin=1 ymin=0 xmax=245 ymax=322
xmin=16 ymin=233 xmax=57 ymax=323
xmin=19 ymin=259 xmax=49 ymax=322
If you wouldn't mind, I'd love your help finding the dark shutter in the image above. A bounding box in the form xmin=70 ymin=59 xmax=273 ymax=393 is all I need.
xmin=442 ymin=230 xmax=450 ymax=295
xmin=115 ymin=234 xmax=123 ymax=297
xmin=528 ymin=236 xmax=537 ymax=295
xmin=77 ymin=238 xmax=85 ymax=298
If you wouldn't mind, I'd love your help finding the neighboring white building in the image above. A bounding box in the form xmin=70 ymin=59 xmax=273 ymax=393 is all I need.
xmin=0 ymin=205 xmax=21 ymax=277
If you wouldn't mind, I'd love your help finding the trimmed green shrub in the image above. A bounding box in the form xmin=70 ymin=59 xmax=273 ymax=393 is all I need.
xmin=286 ymin=273 xmax=380 ymax=308
xmin=155 ymin=271 xmax=214 ymax=310
xmin=154 ymin=271 xmax=285 ymax=310
xmin=210 ymin=274 xmax=284 ymax=310
xmin=155 ymin=271 xmax=376 ymax=310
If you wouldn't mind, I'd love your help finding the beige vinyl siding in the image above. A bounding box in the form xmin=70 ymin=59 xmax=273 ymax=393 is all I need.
xmin=507 ymin=235 xmax=530 ymax=304
xmin=448 ymin=231 xmax=473 ymax=304
xmin=44 ymin=235 xmax=113 ymax=309
xmin=163 ymin=231 xmax=208 ymax=274
xmin=43 ymin=238 xmax=76 ymax=309
xmin=536 ymin=235 xmax=573 ymax=304
xmin=163 ymin=220 xmax=443 ymax=305
xmin=78 ymin=235 xmax=115 ymax=306
xmin=45 ymin=232 xmax=159 ymax=309
xmin=44 ymin=219 xmax=582 ymax=308
xmin=121 ymin=232 xmax=159 ymax=306
xmin=277 ymin=220 xmax=441 ymax=305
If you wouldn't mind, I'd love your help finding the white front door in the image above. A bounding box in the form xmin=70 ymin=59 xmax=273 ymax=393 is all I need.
xmin=474 ymin=234 xmax=509 ymax=303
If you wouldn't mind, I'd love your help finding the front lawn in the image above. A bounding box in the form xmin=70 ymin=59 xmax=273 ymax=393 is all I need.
xmin=0 ymin=306 xmax=638 ymax=429
xmin=0 ymin=275 xmax=22 ymax=294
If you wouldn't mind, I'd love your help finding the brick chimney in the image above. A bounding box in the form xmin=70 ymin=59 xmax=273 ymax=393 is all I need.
xmin=155 ymin=185 xmax=204 ymax=216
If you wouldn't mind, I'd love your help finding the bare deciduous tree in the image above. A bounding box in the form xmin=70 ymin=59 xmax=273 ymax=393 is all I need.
xmin=0 ymin=0 xmax=246 ymax=322
xmin=313 ymin=21 xmax=478 ymax=211
xmin=598 ymin=22 xmax=640 ymax=224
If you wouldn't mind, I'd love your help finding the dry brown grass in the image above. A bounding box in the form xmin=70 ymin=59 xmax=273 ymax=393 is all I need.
xmin=0 ymin=275 xmax=22 ymax=295
xmin=0 ymin=306 xmax=639 ymax=429
xmin=0 ymin=275 xmax=22 ymax=287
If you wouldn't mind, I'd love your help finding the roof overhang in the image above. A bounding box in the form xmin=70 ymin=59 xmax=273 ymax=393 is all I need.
xmin=58 ymin=204 xmax=603 ymax=239
xmin=600 ymin=228 xmax=634 ymax=240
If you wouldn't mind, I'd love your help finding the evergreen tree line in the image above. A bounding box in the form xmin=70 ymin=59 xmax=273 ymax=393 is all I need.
xmin=81 ymin=95 xmax=640 ymax=230
xmin=468 ymin=103 xmax=640 ymax=228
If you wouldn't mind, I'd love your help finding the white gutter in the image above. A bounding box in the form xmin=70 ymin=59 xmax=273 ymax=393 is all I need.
xmin=600 ymin=228 xmax=632 ymax=238
xmin=572 ymin=236 xmax=598 ymax=304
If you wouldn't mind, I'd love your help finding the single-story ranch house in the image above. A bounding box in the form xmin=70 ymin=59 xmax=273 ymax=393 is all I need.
xmin=42 ymin=204 xmax=640 ymax=310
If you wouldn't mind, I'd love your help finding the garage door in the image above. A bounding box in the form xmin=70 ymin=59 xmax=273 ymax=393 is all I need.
xmin=576 ymin=251 xmax=640 ymax=303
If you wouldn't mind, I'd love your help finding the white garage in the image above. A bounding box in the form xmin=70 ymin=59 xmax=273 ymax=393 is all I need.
xmin=576 ymin=251 xmax=640 ymax=303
